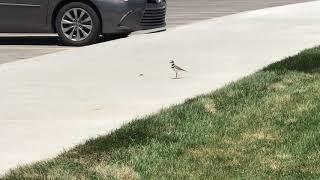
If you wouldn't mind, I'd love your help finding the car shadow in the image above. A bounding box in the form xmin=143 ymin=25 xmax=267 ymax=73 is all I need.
xmin=0 ymin=34 xmax=128 ymax=46
xmin=0 ymin=36 xmax=61 ymax=46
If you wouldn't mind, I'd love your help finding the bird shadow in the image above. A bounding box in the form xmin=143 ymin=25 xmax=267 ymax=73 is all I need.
xmin=171 ymin=77 xmax=184 ymax=80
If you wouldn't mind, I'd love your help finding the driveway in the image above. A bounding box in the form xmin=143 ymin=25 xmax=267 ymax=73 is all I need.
xmin=0 ymin=0 xmax=315 ymax=64
xmin=1 ymin=1 xmax=320 ymax=174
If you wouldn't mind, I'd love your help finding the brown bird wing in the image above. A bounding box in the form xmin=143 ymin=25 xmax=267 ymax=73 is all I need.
xmin=175 ymin=65 xmax=187 ymax=72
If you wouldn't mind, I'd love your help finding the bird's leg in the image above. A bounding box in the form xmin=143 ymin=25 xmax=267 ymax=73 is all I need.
xmin=176 ymin=72 xmax=178 ymax=79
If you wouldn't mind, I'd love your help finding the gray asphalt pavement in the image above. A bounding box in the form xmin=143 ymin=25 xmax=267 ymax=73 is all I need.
xmin=0 ymin=0 xmax=315 ymax=64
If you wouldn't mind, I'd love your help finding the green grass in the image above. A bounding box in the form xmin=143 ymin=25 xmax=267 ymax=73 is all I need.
xmin=3 ymin=47 xmax=320 ymax=179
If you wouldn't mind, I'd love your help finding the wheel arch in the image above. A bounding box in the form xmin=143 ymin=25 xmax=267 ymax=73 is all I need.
xmin=50 ymin=0 xmax=102 ymax=33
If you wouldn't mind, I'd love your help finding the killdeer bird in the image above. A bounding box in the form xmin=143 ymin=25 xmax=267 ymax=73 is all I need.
xmin=170 ymin=60 xmax=187 ymax=79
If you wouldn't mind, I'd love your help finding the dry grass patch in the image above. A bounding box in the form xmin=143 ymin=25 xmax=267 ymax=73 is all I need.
xmin=199 ymin=98 xmax=217 ymax=114
xmin=241 ymin=130 xmax=280 ymax=142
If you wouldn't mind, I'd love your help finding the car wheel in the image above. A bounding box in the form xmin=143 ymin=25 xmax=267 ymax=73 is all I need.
xmin=56 ymin=2 xmax=101 ymax=46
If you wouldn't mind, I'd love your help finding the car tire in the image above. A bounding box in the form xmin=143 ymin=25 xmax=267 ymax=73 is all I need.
xmin=56 ymin=2 xmax=101 ymax=46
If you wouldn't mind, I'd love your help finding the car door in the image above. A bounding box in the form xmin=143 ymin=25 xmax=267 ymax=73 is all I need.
xmin=0 ymin=0 xmax=49 ymax=32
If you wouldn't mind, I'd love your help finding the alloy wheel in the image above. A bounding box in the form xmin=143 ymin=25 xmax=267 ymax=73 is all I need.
xmin=61 ymin=8 xmax=93 ymax=41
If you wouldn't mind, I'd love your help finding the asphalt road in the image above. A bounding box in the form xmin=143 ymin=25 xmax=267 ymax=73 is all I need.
xmin=0 ymin=0 xmax=315 ymax=64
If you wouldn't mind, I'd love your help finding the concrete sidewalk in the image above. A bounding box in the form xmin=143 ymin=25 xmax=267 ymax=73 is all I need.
xmin=1 ymin=1 xmax=320 ymax=174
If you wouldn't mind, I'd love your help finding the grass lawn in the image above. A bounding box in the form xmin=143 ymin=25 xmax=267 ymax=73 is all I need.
xmin=3 ymin=47 xmax=320 ymax=179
